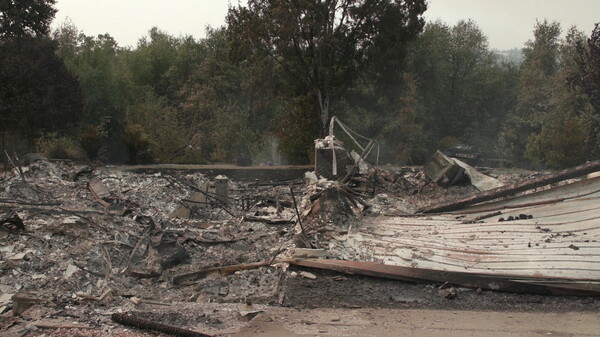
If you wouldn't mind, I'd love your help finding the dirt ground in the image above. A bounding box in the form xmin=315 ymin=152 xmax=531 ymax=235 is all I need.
xmin=233 ymin=308 xmax=600 ymax=337
xmin=283 ymin=266 xmax=600 ymax=312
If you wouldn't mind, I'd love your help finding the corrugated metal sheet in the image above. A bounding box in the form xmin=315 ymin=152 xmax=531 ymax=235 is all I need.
xmin=313 ymin=176 xmax=600 ymax=294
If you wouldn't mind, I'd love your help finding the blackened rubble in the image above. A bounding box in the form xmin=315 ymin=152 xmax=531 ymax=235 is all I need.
xmin=1 ymin=153 xmax=599 ymax=336
xmin=0 ymin=159 xmax=304 ymax=335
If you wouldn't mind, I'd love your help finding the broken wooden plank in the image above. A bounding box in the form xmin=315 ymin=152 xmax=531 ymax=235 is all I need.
xmin=88 ymin=178 xmax=110 ymax=199
xmin=243 ymin=215 xmax=295 ymax=225
xmin=11 ymin=292 xmax=45 ymax=315
xmin=420 ymin=159 xmax=600 ymax=213
xmin=173 ymin=261 xmax=272 ymax=285
xmin=88 ymin=177 xmax=110 ymax=206
xmin=287 ymin=258 xmax=600 ymax=295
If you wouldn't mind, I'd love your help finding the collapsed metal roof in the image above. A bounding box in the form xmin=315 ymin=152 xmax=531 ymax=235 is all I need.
xmin=291 ymin=174 xmax=600 ymax=295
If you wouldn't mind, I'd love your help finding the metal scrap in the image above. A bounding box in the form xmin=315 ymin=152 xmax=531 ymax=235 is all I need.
xmin=421 ymin=159 xmax=600 ymax=213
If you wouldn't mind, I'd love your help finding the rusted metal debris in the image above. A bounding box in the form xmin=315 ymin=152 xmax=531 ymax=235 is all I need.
xmin=315 ymin=116 xmax=379 ymax=181
xmin=111 ymin=312 xmax=212 ymax=337
xmin=288 ymin=259 xmax=600 ymax=296
xmin=421 ymin=159 xmax=600 ymax=213
xmin=424 ymin=150 xmax=466 ymax=187
xmin=316 ymin=174 xmax=600 ymax=296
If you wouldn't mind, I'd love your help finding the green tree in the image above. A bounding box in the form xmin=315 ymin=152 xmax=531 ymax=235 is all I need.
xmin=53 ymin=24 xmax=198 ymax=163
xmin=499 ymin=20 xmax=562 ymax=163
xmin=128 ymin=28 xmax=178 ymax=101
xmin=525 ymin=26 xmax=599 ymax=168
xmin=396 ymin=20 xmax=517 ymax=160
xmin=177 ymin=27 xmax=287 ymax=163
xmin=227 ymin=0 xmax=427 ymax=136
xmin=0 ymin=37 xmax=82 ymax=135
xmin=571 ymin=23 xmax=600 ymax=122
xmin=1 ymin=1 xmax=82 ymax=139
xmin=0 ymin=0 xmax=56 ymax=40
xmin=53 ymin=23 xmax=129 ymax=124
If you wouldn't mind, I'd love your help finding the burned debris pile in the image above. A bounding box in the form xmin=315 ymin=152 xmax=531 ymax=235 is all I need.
xmin=0 ymin=158 xmax=303 ymax=335
xmin=1 ymin=135 xmax=600 ymax=335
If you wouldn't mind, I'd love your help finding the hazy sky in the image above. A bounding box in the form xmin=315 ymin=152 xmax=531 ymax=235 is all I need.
xmin=51 ymin=0 xmax=600 ymax=50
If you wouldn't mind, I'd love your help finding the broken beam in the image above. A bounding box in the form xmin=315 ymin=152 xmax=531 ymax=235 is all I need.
xmin=112 ymin=312 xmax=211 ymax=337
xmin=287 ymin=259 xmax=600 ymax=296
xmin=420 ymin=160 xmax=600 ymax=213
xmin=173 ymin=261 xmax=272 ymax=285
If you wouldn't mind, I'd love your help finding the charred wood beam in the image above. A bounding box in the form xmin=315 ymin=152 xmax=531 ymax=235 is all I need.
xmin=111 ymin=312 xmax=212 ymax=337
xmin=0 ymin=199 xmax=61 ymax=206
xmin=4 ymin=150 xmax=26 ymax=183
xmin=242 ymin=215 xmax=295 ymax=225
xmin=290 ymin=184 xmax=313 ymax=248
xmin=420 ymin=160 xmax=600 ymax=214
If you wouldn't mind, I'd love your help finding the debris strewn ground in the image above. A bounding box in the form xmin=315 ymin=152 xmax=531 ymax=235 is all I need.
xmin=1 ymin=155 xmax=599 ymax=336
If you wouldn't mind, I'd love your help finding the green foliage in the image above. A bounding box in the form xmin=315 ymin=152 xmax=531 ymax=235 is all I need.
xmin=78 ymin=124 xmax=103 ymax=161
xmin=228 ymin=0 xmax=427 ymax=136
xmin=0 ymin=37 xmax=83 ymax=137
xmin=17 ymin=11 xmax=590 ymax=169
xmin=52 ymin=23 xmax=206 ymax=164
xmin=524 ymin=27 xmax=599 ymax=168
xmin=499 ymin=21 xmax=600 ymax=167
xmin=36 ymin=133 xmax=83 ymax=160
xmin=522 ymin=20 xmax=561 ymax=76
xmin=168 ymin=150 xmax=207 ymax=165
xmin=179 ymin=27 xmax=280 ymax=163
xmin=127 ymin=27 xmax=197 ymax=102
xmin=526 ymin=114 xmax=588 ymax=169
xmin=122 ymin=124 xmax=153 ymax=164
xmin=0 ymin=0 xmax=56 ymax=40
xmin=499 ymin=20 xmax=562 ymax=164
xmin=275 ymin=96 xmax=319 ymax=164
xmin=377 ymin=74 xmax=428 ymax=164
xmin=571 ymin=23 xmax=600 ymax=121
xmin=398 ymin=20 xmax=517 ymax=161
xmin=210 ymin=107 xmax=257 ymax=163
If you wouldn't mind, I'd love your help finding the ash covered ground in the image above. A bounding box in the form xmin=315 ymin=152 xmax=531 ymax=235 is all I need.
xmin=0 ymin=159 xmax=596 ymax=336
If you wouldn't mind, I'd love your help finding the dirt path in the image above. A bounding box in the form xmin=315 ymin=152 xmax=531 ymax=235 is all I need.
xmin=283 ymin=267 xmax=600 ymax=312
xmin=235 ymin=308 xmax=600 ymax=337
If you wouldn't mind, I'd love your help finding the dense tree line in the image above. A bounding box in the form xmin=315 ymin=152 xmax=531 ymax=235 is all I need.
xmin=2 ymin=0 xmax=599 ymax=168
xmin=1 ymin=0 xmax=81 ymax=152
